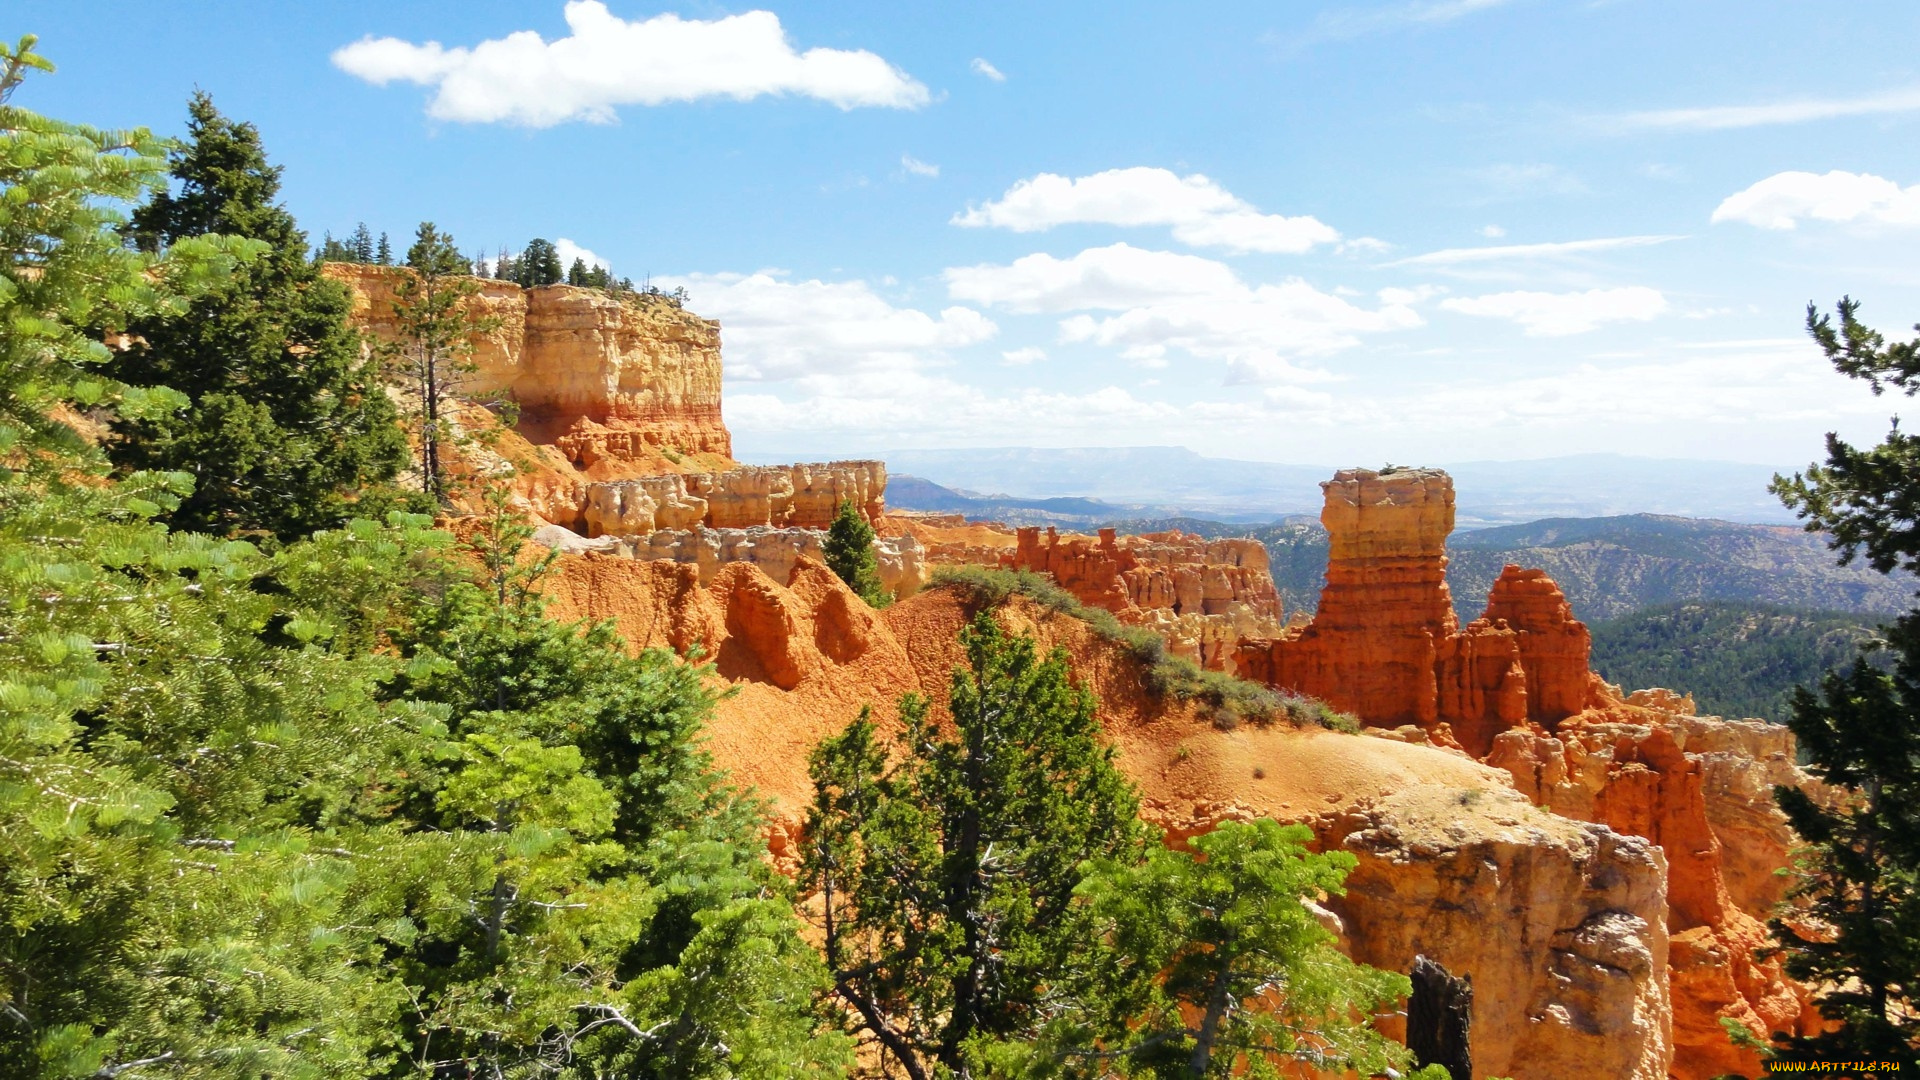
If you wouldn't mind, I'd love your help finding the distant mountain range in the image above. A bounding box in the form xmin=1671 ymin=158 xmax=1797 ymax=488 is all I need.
xmin=1233 ymin=514 xmax=1915 ymax=624
xmin=878 ymin=447 xmax=1803 ymax=527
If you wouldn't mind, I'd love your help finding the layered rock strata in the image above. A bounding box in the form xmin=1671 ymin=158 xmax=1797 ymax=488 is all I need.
xmin=1235 ymin=469 xmax=1600 ymax=754
xmin=996 ymin=526 xmax=1285 ymax=669
xmin=533 ymin=523 xmax=929 ymax=600
xmin=582 ymin=461 xmax=887 ymax=534
xmin=1486 ymin=703 xmax=1820 ymax=1078
xmin=325 ymin=262 xmax=731 ymax=460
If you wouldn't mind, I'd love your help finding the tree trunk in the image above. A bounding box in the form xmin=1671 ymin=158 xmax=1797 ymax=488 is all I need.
xmin=1407 ymin=954 xmax=1473 ymax=1080
xmin=1188 ymin=948 xmax=1236 ymax=1077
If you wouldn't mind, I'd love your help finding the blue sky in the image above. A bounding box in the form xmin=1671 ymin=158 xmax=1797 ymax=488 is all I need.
xmin=15 ymin=0 xmax=1920 ymax=467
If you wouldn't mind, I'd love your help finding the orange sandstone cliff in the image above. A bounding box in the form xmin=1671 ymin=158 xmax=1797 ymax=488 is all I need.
xmin=323 ymin=262 xmax=731 ymax=463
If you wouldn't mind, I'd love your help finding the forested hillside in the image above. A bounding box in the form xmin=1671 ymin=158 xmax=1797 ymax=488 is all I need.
xmin=1588 ymin=602 xmax=1886 ymax=723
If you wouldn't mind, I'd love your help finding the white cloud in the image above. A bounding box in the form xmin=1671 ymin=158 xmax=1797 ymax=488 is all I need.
xmin=727 ymin=372 xmax=1195 ymax=445
xmin=332 ymin=1 xmax=929 ymax=126
xmin=656 ymin=271 xmax=995 ymax=381
xmin=1611 ymin=86 xmax=1920 ymax=132
xmin=949 ymin=243 xmax=1421 ymax=372
xmin=953 ymin=167 xmax=1341 ymax=254
xmin=1000 ymin=346 xmax=1047 ymax=365
xmin=554 ymin=237 xmax=609 ymax=271
xmin=1440 ymin=286 xmax=1669 ymax=336
xmin=900 ymin=154 xmax=940 ymax=179
xmin=1386 ymin=234 xmax=1684 ymax=267
xmin=1481 ymin=224 xmax=1506 ymax=238
xmin=1711 ymin=170 xmax=1920 ymax=230
xmin=945 ymin=243 xmax=1242 ymax=313
xmin=970 ymin=57 xmax=1006 ymax=82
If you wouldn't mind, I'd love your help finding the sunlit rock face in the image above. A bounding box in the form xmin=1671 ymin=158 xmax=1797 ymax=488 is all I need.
xmin=1236 ymin=468 xmax=1601 ymax=755
xmin=325 ymin=262 xmax=732 ymax=460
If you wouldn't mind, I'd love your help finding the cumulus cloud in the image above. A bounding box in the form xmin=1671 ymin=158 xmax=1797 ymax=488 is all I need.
xmin=1439 ymin=286 xmax=1669 ymax=336
xmin=1386 ymin=234 xmax=1684 ymax=267
xmin=332 ymin=1 xmax=929 ymax=126
xmin=554 ymin=238 xmax=609 ymax=271
xmin=656 ymin=271 xmax=995 ymax=381
xmin=953 ymin=167 xmax=1341 ymax=254
xmin=1711 ymin=170 xmax=1920 ymax=230
xmin=1611 ymin=86 xmax=1920 ymax=132
xmin=949 ymin=243 xmax=1422 ymax=372
xmin=727 ymin=372 xmax=1195 ymax=446
xmin=899 ymin=154 xmax=940 ymax=179
xmin=970 ymin=57 xmax=1006 ymax=82
xmin=945 ymin=244 xmax=1242 ymax=313
xmin=1000 ymin=346 xmax=1047 ymax=365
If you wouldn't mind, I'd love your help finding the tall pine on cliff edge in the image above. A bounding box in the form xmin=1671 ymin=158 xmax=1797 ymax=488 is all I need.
xmin=824 ymin=497 xmax=891 ymax=607
xmin=109 ymin=92 xmax=412 ymax=541
xmin=1761 ymin=298 xmax=1920 ymax=1064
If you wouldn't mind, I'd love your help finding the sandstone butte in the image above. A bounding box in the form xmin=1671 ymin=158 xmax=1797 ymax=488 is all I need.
xmin=332 ymin=265 xmax=1826 ymax=1080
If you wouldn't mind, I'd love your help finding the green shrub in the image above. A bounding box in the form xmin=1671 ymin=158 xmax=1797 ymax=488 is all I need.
xmin=929 ymin=565 xmax=1359 ymax=732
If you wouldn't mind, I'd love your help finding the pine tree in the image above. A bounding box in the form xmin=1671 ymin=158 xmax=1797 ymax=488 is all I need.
xmin=392 ymin=222 xmax=490 ymax=504
xmin=567 ymin=256 xmax=590 ymax=286
xmin=516 ymin=237 xmax=564 ymax=287
xmin=0 ymin=36 xmax=255 ymax=477
xmin=106 ymin=92 xmax=414 ymax=541
xmin=375 ymin=230 xmax=391 ymax=265
xmin=1757 ymin=298 xmax=1920 ymax=1064
xmin=805 ymin=613 xmax=1156 ymax=1078
xmin=1071 ymin=820 xmax=1434 ymax=1079
xmin=315 ymin=229 xmax=355 ymax=262
xmin=348 ymin=221 xmax=374 ymax=262
xmin=824 ymin=497 xmax=892 ymax=607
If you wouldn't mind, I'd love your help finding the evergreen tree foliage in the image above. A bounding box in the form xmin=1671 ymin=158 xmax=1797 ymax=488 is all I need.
xmin=824 ymin=497 xmax=891 ymax=607
xmin=105 ymin=93 xmax=413 ymax=541
xmin=4 ymin=58 xmax=849 ymax=1075
xmin=375 ymin=230 xmax=391 ymax=265
xmin=514 ymin=237 xmax=564 ymax=287
xmin=1069 ymin=820 xmax=1432 ymax=1079
xmin=1757 ymin=299 xmax=1920 ymax=1064
xmin=393 ymin=221 xmax=489 ymax=504
xmin=805 ymin=613 xmax=1158 ymax=1078
xmin=568 ymin=256 xmax=591 ymax=286
xmin=348 ymin=221 xmax=374 ymax=262
xmin=313 ymin=230 xmax=354 ymax=262
xmin=0 ymin=36 xmax=254 ymax=479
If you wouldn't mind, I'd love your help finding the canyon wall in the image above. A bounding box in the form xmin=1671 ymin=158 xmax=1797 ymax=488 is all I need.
xmin=324 ymin=262 xmax=732 ymax=462
xmin=988 ymin=526 xmax=1286 ymax=669
xmin=534 ymin=522 xmax=929 ymax=600
xmin=582 ymin=461 xmax=888 ymax=533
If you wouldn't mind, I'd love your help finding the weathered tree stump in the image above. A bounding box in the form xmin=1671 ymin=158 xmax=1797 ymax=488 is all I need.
xmin=1407 ymin=954 xmax=1472 ymax=1080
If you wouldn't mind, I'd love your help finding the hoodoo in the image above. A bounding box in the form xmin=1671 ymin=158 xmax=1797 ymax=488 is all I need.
xmin=1237 ymin=467 xmax=1603 ymax=755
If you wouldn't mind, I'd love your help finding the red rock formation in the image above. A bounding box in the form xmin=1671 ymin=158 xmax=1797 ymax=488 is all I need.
xmin=324 ymin=262 xmax=732 ymax=461
xmin=1236 ymin=469 xmax=1600 ymax=754
xmin=1486 ymin=710 xmax=1820 ymax=1079
xmin=999 ymin=526 xmax=1284 ymax=668
xmin=1484 ymin=565 xmax=1600 ymax=722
